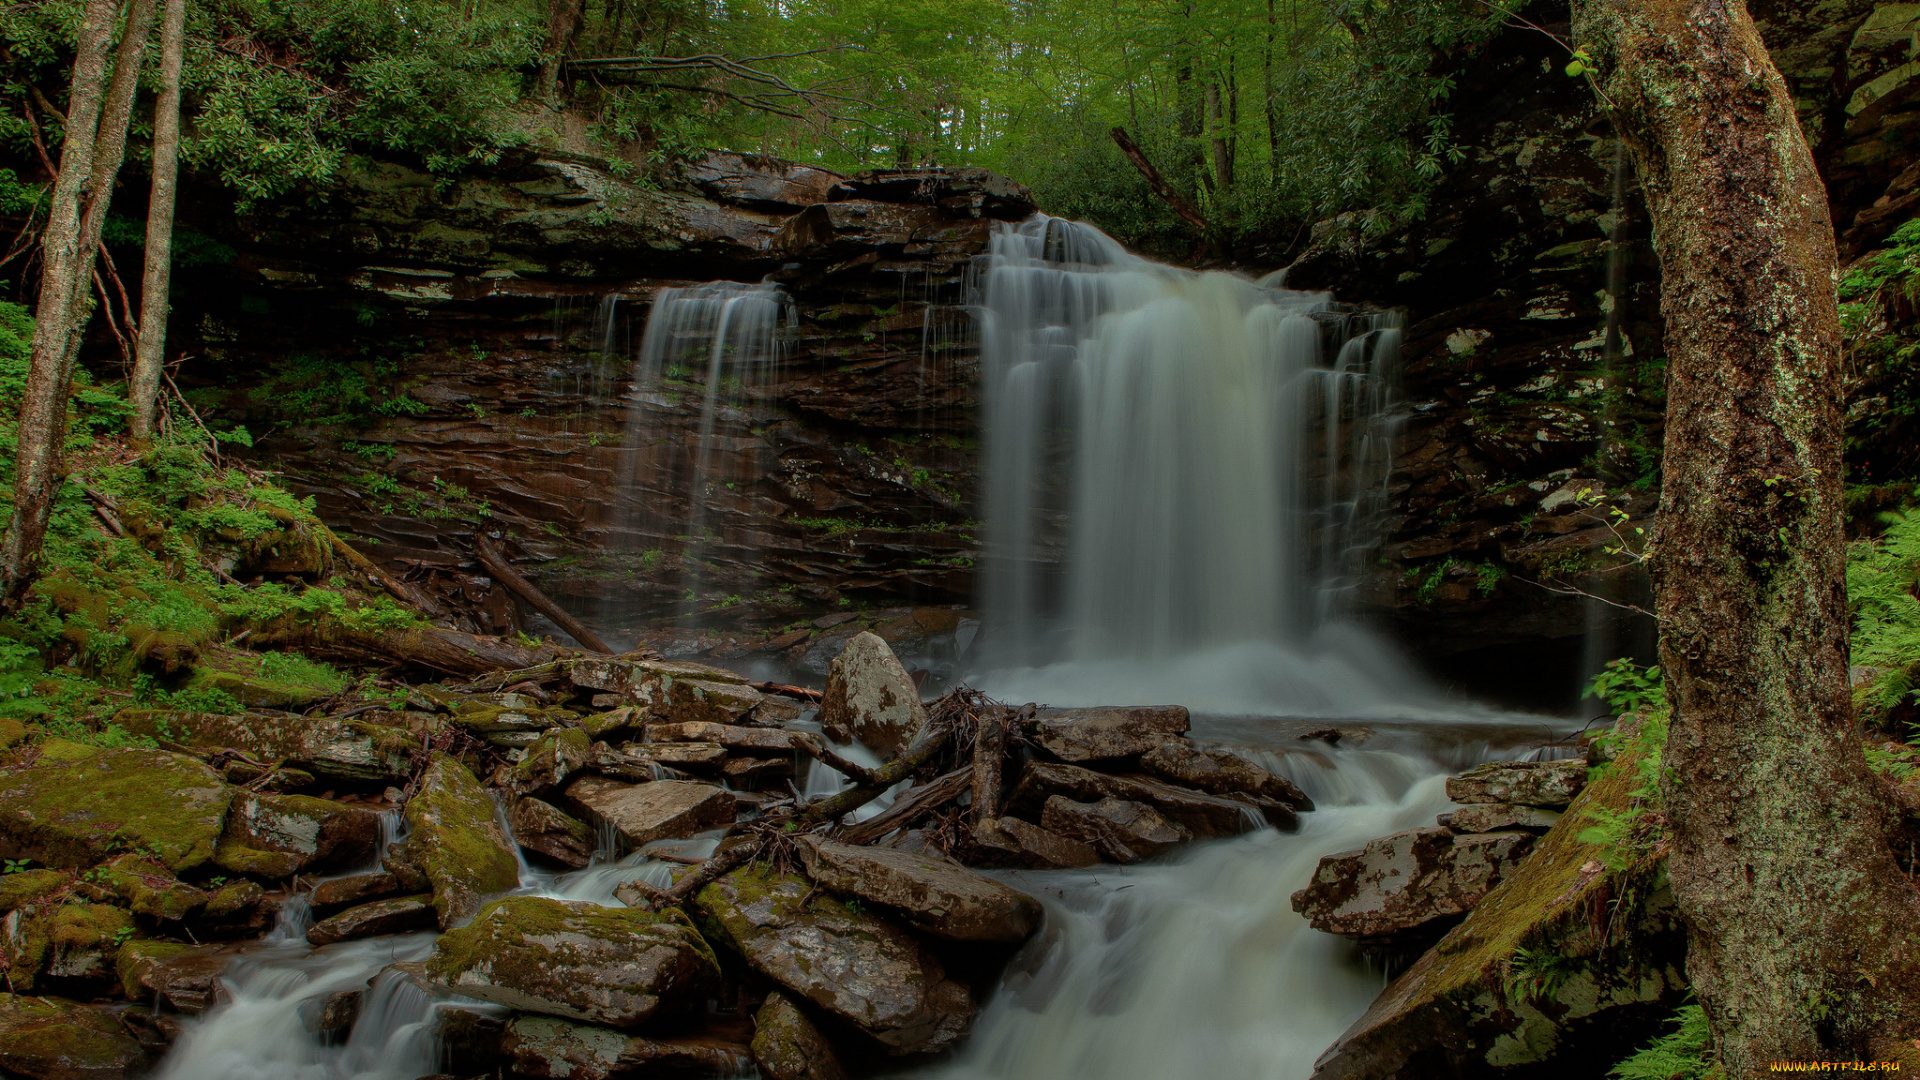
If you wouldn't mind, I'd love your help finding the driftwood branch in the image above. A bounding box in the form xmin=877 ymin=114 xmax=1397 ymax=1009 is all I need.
xmin=474 ymin=532 xmax=614 ymax=654
xmin=1110 ymin=126 xmax=1210 ymax=235
xmin=792 ymin=734 xmax=880 ymax=786
xmin=838 ymin=767 xmax=970 ymax=845
xmin=754 ymin=680 xmax=823 ymax=702
xmin=971 ymin=707 xmax=1007 ymax=826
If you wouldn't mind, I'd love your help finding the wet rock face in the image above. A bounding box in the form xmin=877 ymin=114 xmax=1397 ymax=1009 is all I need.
xmin=0 ymin=992 xmax=148 ymax=1080
xmin=1444 ymin=802 xmax=1562 ymax=833
xmin=306 ymin=895 xmax=438 ymax=946
xmin=309 ymin=871 xmax=405 ymax=911
xmin=1041 ymin=796 xmax=1190 ymax=864
xmin=796 ymin=837 xmax=1042 ymax=944
xmin=565 ymin=777 xmax=736 ymax=851
xmin=426 ymin=896 xmax=722 ymax=1028
xmin=817 ymin=633 xmax=928 ymax=756
xmin=500 ymin=728 xmax=591 ymax=798
xmin=0 ymin=744 xmax=232 ymax=873
xmin=568 ymin=660 xmax=767 ymax=726
xmin=213 ymin=791 xmax=382 ymax=879
xmin=402 ymin=755 xmax=522 ymax=926
xmin=1446 ymin=760 xmax=1587 ymax=809
xmin=114 ymin=710 xmax=416 ymax=782
xmin=509 ymin=796 xmax=597 ymax=869
xmin=1025 ymin=706 xmax=1189 ymax=763
xmin=495 ymin=1013 xmax=754 ymax=1080
xmin=752 ymin=991 xmax=847 ymax=1080
xmin=969 ymin=816 xmax=1100 ymax=870
xmin=1005 ymin=761 xmax=1256 ymax=839
xmin=116 ymin=942 xmax=238 ymax=1014
xmin=1290 ymin=827 xmax=1533 ymax=944
xmin=692 ymin=866 xmax=975 ymax=1054
xmin=1137 ymin=742 xmax=1313 ymax=810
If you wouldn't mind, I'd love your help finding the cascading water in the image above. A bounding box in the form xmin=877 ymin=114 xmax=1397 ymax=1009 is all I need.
xmin=971 ymin=216 xmax=1424 ymax=714
xmin=610 ymin=281 xmax=794 ymax=622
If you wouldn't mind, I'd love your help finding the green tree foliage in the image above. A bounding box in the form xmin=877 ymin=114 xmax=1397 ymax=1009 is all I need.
xmin=1 ymin=0 xmax=1510 ymax=243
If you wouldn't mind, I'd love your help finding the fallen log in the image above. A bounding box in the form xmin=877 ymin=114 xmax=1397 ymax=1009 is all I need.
xmin=972 ymin=707 xmax=1007 ymax=827
xmin=321 ymin=524 xmax=447 ymax=619
xmin=251 ymin=613 xmax=567 ymax=678
xmin=837 ymin=767 xmax=971 ymax=846
xmin=754 ymin=680 xmax=824 ymax=703
xmin=473 ymin=532 xmax=614 ymax=654
xmin=792 ymin=733 xmax=880 ymax=786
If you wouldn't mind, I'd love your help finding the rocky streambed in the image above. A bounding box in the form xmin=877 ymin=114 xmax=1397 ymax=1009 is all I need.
xmin=0 ymin=630 xmax=1398 ymax=1080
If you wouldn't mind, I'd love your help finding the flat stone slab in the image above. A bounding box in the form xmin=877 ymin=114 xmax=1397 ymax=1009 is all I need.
xmin=797 ymin=837 xmax=1041 ymax=943
xmin=1005 ymin=761 xmax=1257 ymax=838
xmin=310 ymin=872 xmax=404 ymax=911
xmin=1446 ymin=760 xmax=1587 ymax=809
xmin=0 ymin=993 xmax=146 ymax=1079
xmin=568 ymin=659 xmax=765 ymax=726
xmin=1290 ymin=827 xmax=1533 ymax=941
xmin=0 ymin=744 xmax=232 ymax=872
xmin=970 ymin=817 xmax=1100 ymax=869
xmin=427 ymin=896 xmax=721 ymax=1028
xmin=589 ymin=742 xmax=729 ymax=781
xmin=1139 ymin=742 xmax=1313 ymax=811
xmin=214 ymin=791 xmax=381 ymax=879
xmin=497 ymin=1014 xmax=753 ymax=1080
xmin=692 ymin=865 xmax=973 ymax=1054
xmin=1444 ymin=803 xmax=1563 ymax=833
xmin=114 ymin=709 xmax=416 ymax=781
xmin=1041 ymin=796 xmax=1189 ymax=863
xmin=1026 ymin=706 xmax=1189 ymax=762
xmin=566 ymin=777 xmax=735 ymax=850
xmin=648 ymin=722 xmax=797 ymax=755
xmin=307 ymin=894 xmax=438 ymax=946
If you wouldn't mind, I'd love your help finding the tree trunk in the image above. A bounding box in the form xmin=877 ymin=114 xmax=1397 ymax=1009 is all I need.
xmin=129 ymin=0 xmax=188 ymax=443
xmin=0 ymin=0 xmax=125 ymax=609
xmin=1206 ymin=81 xmax=1232 ymax=190
xmin=1573 ymin=0 xmax=1920 ymax=1068
xmin=537 ymin=0 xmax=587 ymax=101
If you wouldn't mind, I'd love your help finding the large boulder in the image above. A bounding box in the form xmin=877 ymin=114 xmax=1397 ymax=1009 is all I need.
xmin=1292 ymin=828 xmax=1533 ymax=945
xmin=1138 ymin=742 xmax=1314 ymax=811
xmin=565 ymin=777 xmax=735 ymax=851
xmin=494 ymin=1014 xmax=754 ymax=1080
xmin=1004 ymin=761 xmax=1256 ymax=838
xmin=1445 ymin=760 xmax=1586 ymax=809
xmin=752 ymin=991 xmax=847 ymax=1080
xmin=0 ymin=743 xmax=232 ymax=872
xmin=0 ymin=993 xmax=147 ymax=1080
xmin=115 ymin=941 xmax=239 ymax=1013
xmin=510 ymin=796 xmax=597 ymax=869
xmin=1026 ymin=706 xmax=1188 ymax=763
xmin=426 ymin=896 xmax=722 ymax=1027
xmin=1041 ymin=796 xmax=1190 ymax=864
xmin=306 ymin=894 xmax=438 ymax=946
xmin=817 ymin=633 xmax=926 ymax=755
xmin=3 ymin=902 xmax=134 ymax=989
xmin=212 ymin=791 xmax=382 ymax=879
xmin=693 ymin=865 xmax=974 ymax=1054
xmin=1310 ymin=744 xmax=1688 ymax=1078
xmin=796 ymin=837 xmax=1042 ymax=944
xmin=568 ymin=659 xmax=766 ymax=725
xmin=403 ymin=755 xmax=521 ymax=926
xmin=114 ymin=710 xmax=415 ymax=781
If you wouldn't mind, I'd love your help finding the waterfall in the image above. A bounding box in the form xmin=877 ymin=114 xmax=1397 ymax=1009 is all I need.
xmin=613 ymin=281 xmax=794 ymax=622
xmin=970 ymin=216 xmax=1419 ymax=714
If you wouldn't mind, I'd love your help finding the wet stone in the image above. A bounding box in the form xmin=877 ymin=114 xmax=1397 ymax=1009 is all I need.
xmin=1005 ymin=761 xmax=1255 ymax=839
xmin=566 ymin=777 xmax=735 ymax=851
xmin=306 ymin=894 xmax=438 ymax=946
xmin=403 ymin=755 xmax=521 ymax=926
xmin=797 ymin=837 xmax=1042 ymax=944
xmin=817 ymin=632 xmax=927 ymax=756
xmin=426 ymin=896 xmax=722 ymax=1028
xmin=1027 ymin=706 xmax=1189 ymax=763
xmin=970 ymin=817 xmax=1100 ymax=870
xmin=1138 ymin=742 xmax=1313 ymax=811
xmin=0 ymin=744 xmax=233 ymax=873
xmin=496 ymin=1014 xmax=754 ymax=1080
xmin=213 ymin=791 xmax=382 ymax=880
xmin=1290 ymin=827 xmax=1535 ymax=943
xmin=0 ymin=993 xmax=147 ymax=1080
xmin=309 ymin=872 xmax=405 ymax=912
xmin=1041 ymin=796 xmax=1189 ymax=864
xmin=1445 ymin=760 xmax=1587 ymax=810
xmin=1444 ymin=802 xmax=1563 ymax=833
xmin=752 ymin=991 xmax=847 ymax=1080
xmin=509 ymin=796 xmax=596 ymax=869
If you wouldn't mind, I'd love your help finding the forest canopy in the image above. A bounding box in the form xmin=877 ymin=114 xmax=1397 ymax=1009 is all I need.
xmin=0 ymin=0 xmax=1508 ymax=249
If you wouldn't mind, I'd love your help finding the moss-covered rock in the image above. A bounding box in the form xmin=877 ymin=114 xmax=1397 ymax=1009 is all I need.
xmin=404 ymin=755 xmax=520 ymax=926
xmin=0 ymin=871 xmax=71 ymax=914
xmin=426 ymin=895 xmax=721 ymax=1027
xmin=1310 ymin=745 xmax=1688 ymax=1078
xmin=693 ymin=865 xmax=974 ymax=1054
xmin=502 ymin=728 xmax=590 ymax=797
xmin=752 ymin=990 xmax=848 ymax=1080
xmin=212 ymin=791 xmax=382 ymax=880
xmin=4 ymin=901 xmax=136 ymax=989
xmin=96 ymin=855 xmax=208 ymax=922
xmin=0 ymin=747 xmax=232 ymax=872
xmin=0 ymin=992 xmax=147 ymax=1078
xmin=495 ymin=1013 xmax=754 ymax=1079
xmin=115 ymin=709 xmax=416 ymax=782
xmin=306 ymin=894 xmax=437 ymax=946
xmin=115 ymin=939 xmax=237 ymax=1012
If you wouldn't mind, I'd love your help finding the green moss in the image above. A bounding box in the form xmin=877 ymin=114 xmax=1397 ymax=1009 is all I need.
xmin=0 ymin=871 xmax=70 ymax=913
xmin=203 ymin=880 xmax=264 ymax=918
xmin=0 ymin=748 xmax=233 ymax=871
xmin=425 ymin=894 xmax=719 ymax=988
xmin=115 ymin=939 xmax=199 ymax=1000
xmin=405 ymin=755 xmax=520 ymax=924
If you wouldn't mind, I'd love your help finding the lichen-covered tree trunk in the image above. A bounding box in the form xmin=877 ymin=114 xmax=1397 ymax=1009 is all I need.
xmin=129 ymin=0 xmax=190 ymax=442
xmin=1572 ymin=0 xmax=1920 ymax=1069
xmin=0 ymin=0 xmax=157 ymax=609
